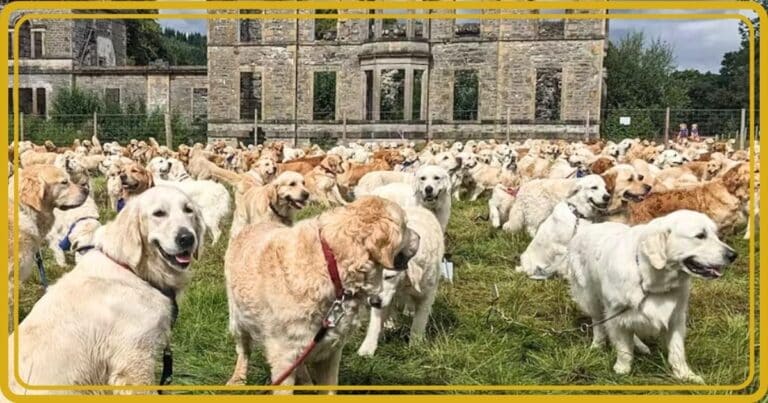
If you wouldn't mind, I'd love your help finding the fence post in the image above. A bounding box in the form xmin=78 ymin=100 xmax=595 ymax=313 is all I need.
xmin=505 ymin=108 xmax=511 ymax=143
xmin=585 ymin=110 xmax=590 ymax=141
xmin=342 ymin=112 xmax=347 ymax=143
xmin=253 ymin=108 xmax=259 ymax=145
xmin=93 ymin=111 xmax=97 ymax=139
xmin=739 ymin=108 xmax=746 ymax=150
xmin=164 ymin=113 xmax=172 ymax=148
xmin=664 ymin=107 xmax=670 ymax=145
xmin=19 ymin=112 xmax=24 ymax=141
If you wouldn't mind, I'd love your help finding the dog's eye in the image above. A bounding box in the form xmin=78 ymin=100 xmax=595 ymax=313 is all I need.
xmin=183 ymin=205 xmax=194 ymax=214
xmin=153 ymin=210 xmax=167 ymax=218
xmin=434 ymin=176 xmax=440 ymax=180
xmin=695 ymin=232 xmax=707 ymax=240
xmin=420 ymin=176 xmax=426 ymax=181
xmin=60 ymin=180 xmax=68 ymax=185
xmin=443 ymin=156 xmax=449 ymax=160
xmin=591 ymin=186 xmax=597 ymax=190
xmin=638 ymin=175 xmax=644 ymax=181
xmin=628 ymin=177 xmax=634 ymax=182
xmin=289 ymin=182 xmax=296 ymax=186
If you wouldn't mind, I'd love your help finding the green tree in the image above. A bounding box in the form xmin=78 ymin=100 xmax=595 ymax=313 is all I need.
xmin=717 ymin=0 xmax=763 ymax=112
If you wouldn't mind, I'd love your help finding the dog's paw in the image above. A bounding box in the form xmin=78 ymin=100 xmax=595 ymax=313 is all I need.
xmin=674 ymin=370 xmax=704 ymax=384
xmin=357 ymin=344 xmax=376 ymax=357
xmin=226 ymin=377 xmax=247 ymax=386
xmin=613 ymin=362 xmax=631 ymax=375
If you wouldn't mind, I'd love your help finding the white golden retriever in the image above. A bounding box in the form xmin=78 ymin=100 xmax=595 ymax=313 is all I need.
xmin=516 ymin=174 xmax=610 ymax=279
xmin=10 ymin=186 xmax=205 ymax=394
xmin=566 ymin=210 xmax=737 ymax=383
xmin=358 ymin=206 xmax=444 ymax=357
xmin=153 ymin=177 xmax=231 ymax=244
xmin=369 ymin=165 xmax=452 ymax=232
xmin=503 ymin=175 xmax=611 ymax=237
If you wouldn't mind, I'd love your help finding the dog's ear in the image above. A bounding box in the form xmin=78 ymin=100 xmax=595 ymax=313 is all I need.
xmin=97 ymin=201 xmax=143 ymax=269
xmin=640 ymin=230 xmax=669 ymax=270
xmin=601 ymin=171 xmax=616 ymax=194
xmin=365 ymin=220 xmax=400 ymax=270
xmin=191 ymin=203 xmax=207 ymax=260
xmin=19 ymin=170 xmax=45 ymax=211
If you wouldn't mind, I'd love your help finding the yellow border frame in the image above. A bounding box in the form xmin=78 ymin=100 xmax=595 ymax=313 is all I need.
xmin=1 ymin=1 xmax=764 ymax=399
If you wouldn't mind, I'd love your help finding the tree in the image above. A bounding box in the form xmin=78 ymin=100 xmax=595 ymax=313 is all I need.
xmin=717 ymin=0 xmax=763 ymax=112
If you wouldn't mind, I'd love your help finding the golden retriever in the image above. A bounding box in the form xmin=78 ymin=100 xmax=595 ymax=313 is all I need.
xmin=10 ymin=186 xmax=205 ymax=393
xmin=224 ymin=196 xmax=419 ymax=391
xmin=229 ymin=171 xmax=310 ymax=239
xmin=304 ymin=155 xmax=348 ymax=207
xmin=8 ymin=165 xmax=88 ymax=328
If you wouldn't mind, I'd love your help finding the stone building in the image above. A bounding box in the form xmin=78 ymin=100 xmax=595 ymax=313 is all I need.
xmin=6 ymin=8 xmax=208 ymax=127
xmin=207 ymin=8 xmax=607 ymax=143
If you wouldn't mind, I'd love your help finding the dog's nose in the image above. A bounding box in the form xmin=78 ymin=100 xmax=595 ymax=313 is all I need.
xmin=425 ymin=185 xmax=434 ymax=195
xmin=643 ymin=184 xmax=652 ymax=192
xmin=301 ymin=191 xmax=310 ymax=200
xmin=119 ymin=174 xmax=127 ymax=181
xmin=602 ymin=194 xmax=610 ymax=202
xmin=175 ymin=228 xmax=196 ymax=249
xmin=724 ymin=248 xmax=738 ymax=263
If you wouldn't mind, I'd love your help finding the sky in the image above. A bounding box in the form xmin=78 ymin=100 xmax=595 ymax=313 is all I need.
xmin=156 ymin=8 xmax=753 ymax=73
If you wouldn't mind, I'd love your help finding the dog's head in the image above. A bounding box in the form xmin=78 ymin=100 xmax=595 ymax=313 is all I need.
xmin=542 ymin=143 xmax=561 ymax=160
xmin=640 ymin=210 xmax=737 ymax=279
xmin=19 ymin=165 xmax=89 ymax=212
xmin=320 ymin=196 xmax=420 ymax=274
xmin=413 ymin=165 xmax=451 ymax=208
xmin=253 ymin=157 xmax=278 ymax=180
xmin=95 ymin=186 xmax=206 ymax=291
xmin=432 ymin=152 xmax=461 ymax=173
xmin=458 ymin=152 xmax=479 ymax=170
xmin=321 ymin=154 xmax=345 ymax=175
xmin=656 ymin=149 xmax=685 ymax=168
xmin=270 ymin=171 xmax=310 ymax=211
xmin=147 ymin=157 xmax=172 ymax=179
xmin=119 ymin=163 xmax=154 ymax=196
xmin=720 ymin=162 xmax=752 ymax=201
xmin=568 ymin=174 xmax=611 ymax=214
xmin=588 ymin=157 xmax=616 ymax=175
xmin=602 ymin=165 xmax=651 ymax=203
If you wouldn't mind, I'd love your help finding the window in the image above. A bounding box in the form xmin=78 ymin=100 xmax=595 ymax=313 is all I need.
xmin=413 ymin=69 xmax=424 ymax=120
xmin=367 ymin=9 xmax=376 ymax=40
xmin=7 ymin=31 xmax=12 ymax=59
xmin=35 ymin=88 xmax=46 ymax=116
xmin=380 ymin=69 xmax=405 ymax=121
xmin=313 ymin=71 xmax=336 ymax=120
xmin=240 ymin=72 xmax=262 ymax=120
xmin=538 ymin=9 xmax=566 ymax=38
xmin=240 ymin=9 xmax=262 ymax=43
xmin=381 ymin=9 xmax=407 ymax=39
xmin=535 ymin=68 xmax=562 ymax=121
xmin=31 ymin=30 xmax=43 ymax=58
xmin=17 ymin=21 xmax=31 ymax=58
xmin=455 ymin=9 xmax=481 ymax=38
xmin=104 ymin=88 xmax=120 ymax=108
xmin=364 ymin=70 xmax=374 ymax=120
xmin=19 ymin=88 xmax=33 ymax=114
xmin=414 ymin=10 xmax=426 ymax=39
xmin=314 ymin=10 xmax=337 ymax=41
xmin=192 ymin=88 xmax=208 ymax=122
xmin=453 ymin=70 xmax=478 ymax=121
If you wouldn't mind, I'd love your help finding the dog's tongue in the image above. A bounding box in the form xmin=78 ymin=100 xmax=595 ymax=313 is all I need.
xmin=175 ymin=252 xmax=191 ymax=264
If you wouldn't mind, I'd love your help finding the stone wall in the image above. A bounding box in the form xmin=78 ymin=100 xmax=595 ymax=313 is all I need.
xmin=207 ymin=9 xmax=607 ymax=142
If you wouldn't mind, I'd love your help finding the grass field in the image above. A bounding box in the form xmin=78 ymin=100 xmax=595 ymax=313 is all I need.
xmin=18 ymin=177 xmax=757 ymax=394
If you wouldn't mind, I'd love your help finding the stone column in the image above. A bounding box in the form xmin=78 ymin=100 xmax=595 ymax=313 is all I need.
xmin=372 ymin=68 xmax=381 ymax=120
xmin=404 ymin=68 xmax=413 ymax=120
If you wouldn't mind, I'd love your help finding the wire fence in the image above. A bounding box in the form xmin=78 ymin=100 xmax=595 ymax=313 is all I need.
xmin=9 ymin=108 xmax=758 ymax=147
xmin=9 ymin=112 xmax=207 ymax=147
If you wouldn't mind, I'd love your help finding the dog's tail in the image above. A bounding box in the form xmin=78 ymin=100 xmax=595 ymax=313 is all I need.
xmin=206 ymin=160 xmax=243 ymax=186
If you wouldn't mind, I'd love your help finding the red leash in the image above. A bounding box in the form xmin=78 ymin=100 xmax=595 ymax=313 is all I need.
xmin=270 ymin=230 xmax=346 ymax=386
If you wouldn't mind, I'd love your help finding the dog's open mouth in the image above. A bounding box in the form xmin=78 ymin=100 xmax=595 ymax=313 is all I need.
xmin=287 ymin=196 xmax=306 ymax=210
xmin=683 ymin=257 xmax=724 ymax=279
xmin=588 ymin=198 xmax=609 ymax=210
xmin=122 ymin=181 xmax=139 ymax=191
xmin=423 ymin=193 xmax=439 ymax=202
xmin=154 ymin=240 xmax=193 ymax=270
xmin=622 ymin=191 xmax=646 ymax=202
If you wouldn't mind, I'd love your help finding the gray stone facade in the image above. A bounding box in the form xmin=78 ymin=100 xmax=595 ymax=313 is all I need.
xmin=7 ymin=9 xmax=208 ymax=127
xmin=207 ymin=8 xmax=607 ymax=143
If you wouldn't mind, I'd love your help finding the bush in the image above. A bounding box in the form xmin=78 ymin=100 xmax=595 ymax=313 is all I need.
xmin=602 ymin=110 xmax=658 ymax=142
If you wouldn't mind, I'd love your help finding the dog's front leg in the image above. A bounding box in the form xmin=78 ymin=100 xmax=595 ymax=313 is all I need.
xmin=358 ymin=304 xmax=388 ymax=357
xmin=308 ymin=348 xmax=342 ymax=394
xmin=607 ymin=322 xmax=634 ymax=375
xmin=666 ymin=308 xmax=703 ymax=384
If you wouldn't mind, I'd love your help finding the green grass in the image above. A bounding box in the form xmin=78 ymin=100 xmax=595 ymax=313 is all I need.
xmin=18 ymin=178 xmax=756 ymax=394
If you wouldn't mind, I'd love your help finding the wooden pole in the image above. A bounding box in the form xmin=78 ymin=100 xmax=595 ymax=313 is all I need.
xmin=93 ymin=111 xmax=98 ymax=139
xmin=19 ymin=112 xmax=24 ymax=141
xmin=342 ymin=112 xmax=347 ymax=143
xmin=254 ymin=108 xmax=259 ymax=145
xmin=164 ymin=113 xmax=172 ymax=148
xmin=505 ymin=108 xmax=511 ymax=143
xmin=664 ymin=107 xmax=670 ymax=145
xmin=585 ymin=110 xmax=590 ymax=141
xmin=739 ymin=108 xmax=746 ymax=150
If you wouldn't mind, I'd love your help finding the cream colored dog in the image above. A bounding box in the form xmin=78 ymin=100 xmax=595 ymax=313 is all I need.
xmin=224 ymin=197 xmax=419 ymax=391
xmin=10 ymin=186 xmax=205 ymax=394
